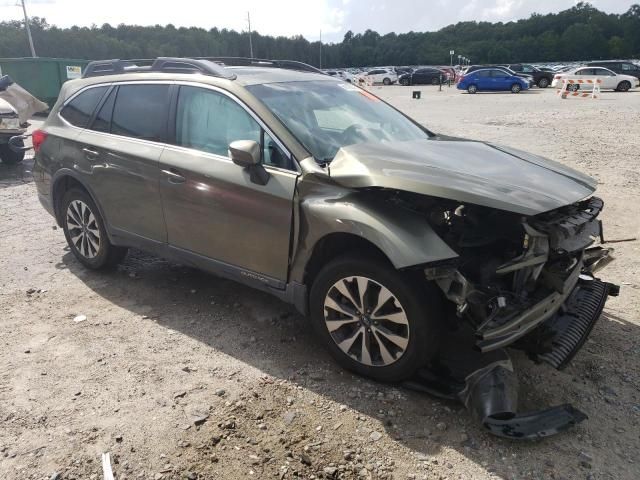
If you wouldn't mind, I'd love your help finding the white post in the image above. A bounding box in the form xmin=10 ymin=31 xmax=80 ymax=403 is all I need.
xmin=247 ymin=12 xmax=253 ymax=58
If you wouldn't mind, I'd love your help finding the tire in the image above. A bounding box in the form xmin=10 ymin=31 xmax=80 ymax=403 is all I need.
xmin=431 ymin=77 xmax=439 ymax=85
xmin=400 ymin=78 xmax=410 ymax=86
xmin=511 ymin=83 xmax=522 ymax=93
xmin=61 ymin=188 xmax=127 ymax=270
xmin=467 ymin=84 xmax=478 ymax=94
xmin=537 ymin=77 xmax=550 ymax=88
xmin=616 ymin=81 xmax=631 ymax=92
xmin=0 ymin=141 xmax=25 ymax=165
xmin=383 ymin=77 xmax=391 ymax=85
xmin=309 ymin=255 xmax=443 ymax=382
xmin=567 ymin=84 xmax=580 ymax=92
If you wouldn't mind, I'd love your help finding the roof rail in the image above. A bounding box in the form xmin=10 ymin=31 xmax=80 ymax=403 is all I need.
xmin=82 ymin=57 xmax=237 ymax=80
xmin=202 ymin=57 xmax=325 ymax=75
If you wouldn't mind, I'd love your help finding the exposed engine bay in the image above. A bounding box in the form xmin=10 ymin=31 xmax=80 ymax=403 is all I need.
xmin=387 ymin=191 xmax=619 ymax=438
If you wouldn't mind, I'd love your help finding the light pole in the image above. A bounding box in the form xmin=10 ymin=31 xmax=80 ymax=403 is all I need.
xmin=20 ymin=0 xmax=36 ymax=58
xmin=247 ymin=12 xmax=253 ymax=58
xmin=458 ymin=54 xmax=461 ymax=67
xmin=450 ymin=50 xmax=454 ymax=67
xmin=319 ymin=30 xmax=322 ymax=69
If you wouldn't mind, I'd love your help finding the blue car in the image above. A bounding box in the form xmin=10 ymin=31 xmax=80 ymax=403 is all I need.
xmin=457 ymin=68 xmax=530 ymax=94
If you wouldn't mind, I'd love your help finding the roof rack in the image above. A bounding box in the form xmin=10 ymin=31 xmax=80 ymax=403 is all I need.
xmin=202 ymin=57 xmax=325 ymax=74
xmin=82 ymin=57 xmax=237 ymax=79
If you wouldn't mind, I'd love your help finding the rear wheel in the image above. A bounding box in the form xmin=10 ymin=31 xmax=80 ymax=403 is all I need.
xmin=431 ymin=77 xmax=439 ymax=85
xmin=309 ymin=255 xmax=443 ymax=382
xmin=467 ymin=84 xmax=478 ymax=94
xmin=511 ymin=83 xmax=522 ymax=93
xmin=61 ymin=188 xmax=128 ymax=270
xmin=537 ymin=77 xmax=550 ymax=88
xmin=383 ymin=77 xmax=391 ymax=85
xmin=616 ymin=81 xmax=631 ymax=92
xmin=0 ymin=141 xmax=25 ymax=165
xmin=400 ymin=78 xmax=410 ymax=86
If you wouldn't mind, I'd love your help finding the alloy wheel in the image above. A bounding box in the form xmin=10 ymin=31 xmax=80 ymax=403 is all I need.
xmin=66 ymin=200 xmax=101 ymax=259
xmin=323 ymin=276 xmax=410 ymax=367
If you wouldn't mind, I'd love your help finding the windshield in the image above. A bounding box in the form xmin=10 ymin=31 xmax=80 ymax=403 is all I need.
xmin=247 ymin=80 xmax=430 ymax=163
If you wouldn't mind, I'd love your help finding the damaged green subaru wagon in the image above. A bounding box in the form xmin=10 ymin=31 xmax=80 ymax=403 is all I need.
xmin=31 ymin=57 xmax=618 ymax=436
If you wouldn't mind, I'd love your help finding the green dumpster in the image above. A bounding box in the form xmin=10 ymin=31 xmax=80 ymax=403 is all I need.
xmin=0 ymin=57 xmax=89 ymax=108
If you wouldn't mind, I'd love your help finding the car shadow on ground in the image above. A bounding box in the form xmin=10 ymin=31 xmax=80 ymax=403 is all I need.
xmin=57 ymin=248 xmax=639 ymax=477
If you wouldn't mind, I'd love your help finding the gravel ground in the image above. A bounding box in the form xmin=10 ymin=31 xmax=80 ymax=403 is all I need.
xmin=1 ymin=86 xmax=639 ymax=480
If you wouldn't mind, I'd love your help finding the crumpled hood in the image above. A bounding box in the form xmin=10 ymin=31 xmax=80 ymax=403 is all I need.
xmin=328 ymin=138 xmax=597 ymax=215
xmin=0 ymin=98 xmax=17 ymax=116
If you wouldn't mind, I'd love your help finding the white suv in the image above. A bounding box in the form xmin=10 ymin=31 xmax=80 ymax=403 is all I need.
xmin=358 ymin=68 xmax=398 ymax=85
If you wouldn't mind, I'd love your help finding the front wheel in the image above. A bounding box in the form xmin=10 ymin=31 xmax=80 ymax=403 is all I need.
xmin=382 ymin=77 xmax=391 ymax=85
xmin=0 ymin=141 xmax=25 ymax=165
xmin=511 ymin=83 xmax=522 ymax=93
xmin=309 ymin=255 xmax=443 ymax=382
xmin=61 ymin=188 xmax=128 ymax=270
xmin=400 ymin=78 xmax=410 ymax=86
xmin=467 ymin=84 xmax=478 ymax=94
xmin=431 ymin=77 xmax=440 ymax=85
xmin=616 ymin=81 xmax=631 ymax=92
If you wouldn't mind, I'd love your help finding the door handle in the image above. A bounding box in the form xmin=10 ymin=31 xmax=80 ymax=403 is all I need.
xmin=161 ymin=168 xmax=186 ymax=184
xmin=82 ymin=147 xmax=100 ymax=160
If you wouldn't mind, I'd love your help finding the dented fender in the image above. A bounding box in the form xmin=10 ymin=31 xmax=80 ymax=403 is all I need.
xmin=288 ymin=165 xmax=458 ymax=284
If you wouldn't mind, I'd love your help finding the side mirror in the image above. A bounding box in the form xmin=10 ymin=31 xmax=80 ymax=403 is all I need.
xmin=229 ymin=140 xmax=260 ymax=167
xmin=9 ymin=134 xmax=32 ymax=152
xmin=229 ymin=140 xmax=269 ymax=186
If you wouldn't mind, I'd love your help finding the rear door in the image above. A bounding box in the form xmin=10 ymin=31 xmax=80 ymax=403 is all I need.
xmin=159 ymin=84 xmax=298 ymax=283
xmin=71 ymin=83 xmax=168 ymax=244
xmin=592 ymin=68 xmax=616 ymax=89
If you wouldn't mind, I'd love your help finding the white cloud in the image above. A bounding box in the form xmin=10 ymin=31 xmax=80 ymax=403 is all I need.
xmin=0 ymin=0 xmax=633 ymax=42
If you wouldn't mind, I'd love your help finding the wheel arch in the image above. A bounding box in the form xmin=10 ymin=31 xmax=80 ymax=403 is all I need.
xmin=51 ymin=170 xmax=110 ymax=235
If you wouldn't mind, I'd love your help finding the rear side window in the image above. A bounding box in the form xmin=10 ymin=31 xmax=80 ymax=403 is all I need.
xmin=60 ymin=86 xmax=108 ymax=128
xmin=91 ymin=88 xmax=116 ymax=133
xmin=111 ymin=84 xmax=170 ymax=142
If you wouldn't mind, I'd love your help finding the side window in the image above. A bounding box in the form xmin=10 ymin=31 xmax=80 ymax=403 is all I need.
xmin=522 ymin=65 xmax=534 ymax=73
xmin=176 ymin=86 xmax=260 ymax=157
xmin=576 ymin=69 xmax=590 ymax=76
xmin=478 ymin=70 xmax=492 ymax=78
xmin=91 ymin=88 xmax=116 ymax=133
xmin=595 ymin=68 xmax=613 ymax=76
xmin=111 ymin=84 xmax=170 ymax=142
xmin=60 ymin=86 xmax=108 ymax=128
xmin=490 ymin=70 xmax=505 ymax=77
xmin=621 ymin=63 xmax=634 ymax=71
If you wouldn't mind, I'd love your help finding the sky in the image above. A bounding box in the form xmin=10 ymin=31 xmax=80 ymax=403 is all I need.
xmin=0 ymin=0 xmax=634 ymax=42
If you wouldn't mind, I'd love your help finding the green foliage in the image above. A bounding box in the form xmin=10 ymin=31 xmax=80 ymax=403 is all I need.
xmin=0 ymin=3 xmax=639 ymax=67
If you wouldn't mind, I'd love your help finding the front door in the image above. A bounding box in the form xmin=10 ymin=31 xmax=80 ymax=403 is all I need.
xmin=159 ymin=85 xmax=298 ymax=283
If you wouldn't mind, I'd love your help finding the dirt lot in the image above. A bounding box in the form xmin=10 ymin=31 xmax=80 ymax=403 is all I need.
xmin=1 ymin=86 xmax=639 ymax=480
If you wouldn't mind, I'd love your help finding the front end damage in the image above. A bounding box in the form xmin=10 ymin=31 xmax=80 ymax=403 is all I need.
xmin=401 ymin=194 xmax=619 ymax=438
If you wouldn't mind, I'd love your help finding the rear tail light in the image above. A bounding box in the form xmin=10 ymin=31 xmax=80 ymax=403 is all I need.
xmin=554 ymin=75 xmax=561 ymax=79
xmin=32 ymin=129 xmax=47 ymax=153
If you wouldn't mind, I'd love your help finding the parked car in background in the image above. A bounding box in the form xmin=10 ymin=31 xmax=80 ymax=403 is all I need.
xmin=552 ymin=66 xmax=639 ymax=92
xmin=462 ymin=65 xmax=534 ymax=87
xmin=398 ymin=67 xmax=446 ymax=86
xmin=0 ymin=75 xmax=48 ymax=164
xmin=358 ymin=68 xmax=398 ymax=85
xmin=457 ymin=68 xmax=530 ymax=93
xmin=501 ymin=64 xmax=554 ymax=88
xmin=586 ymin=60 xmax=640 ymax=81
xmin=324 ymin=70 xmax=354 ymax=83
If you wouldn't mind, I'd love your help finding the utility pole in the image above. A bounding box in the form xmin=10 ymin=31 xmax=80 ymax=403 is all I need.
xmin=21 ymin=0 xmax=37 ymax=58
xmin=247 ymin=12 xmax=253 ymax=58
xmin=319 ymin=30 xmax=322 ymax=69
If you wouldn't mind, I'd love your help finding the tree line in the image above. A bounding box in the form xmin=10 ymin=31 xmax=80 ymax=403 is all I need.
xmin=0 ymin=2 xmax=639 ymax=68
